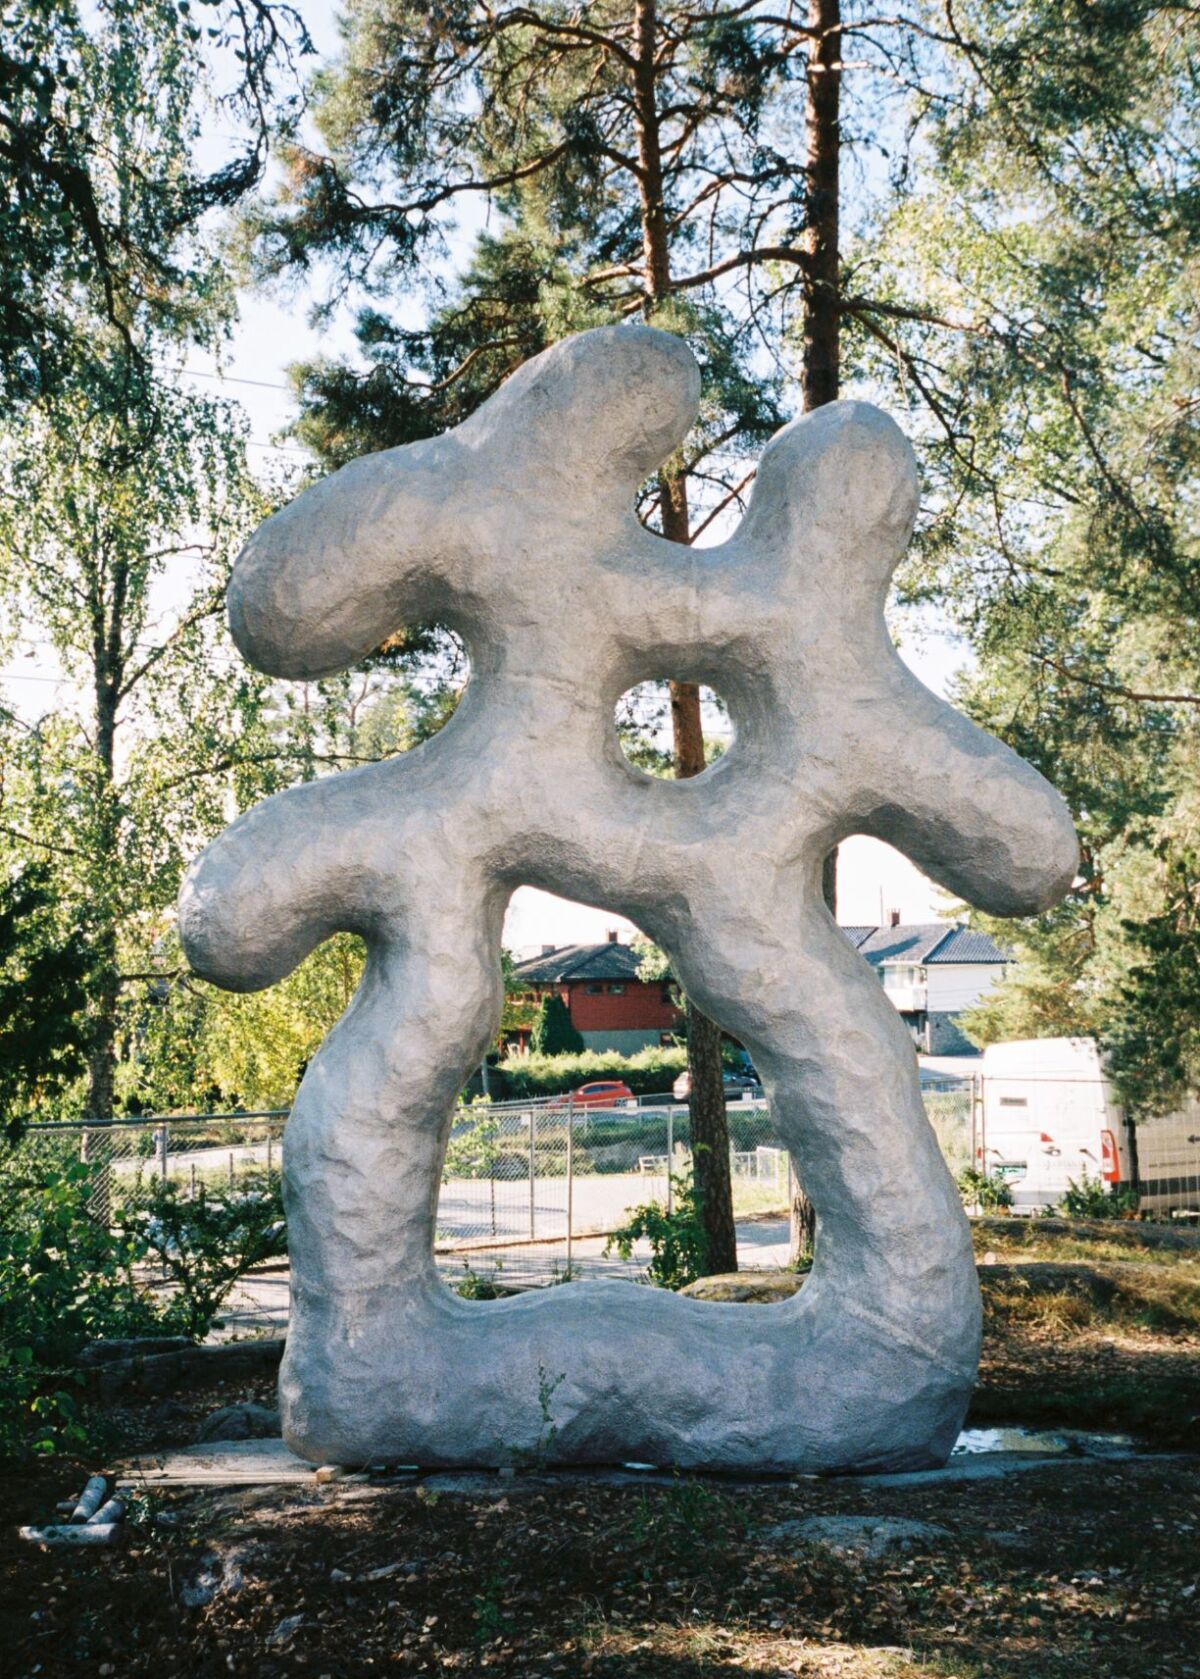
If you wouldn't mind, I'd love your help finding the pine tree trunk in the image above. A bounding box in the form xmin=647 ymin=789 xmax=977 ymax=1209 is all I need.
xmin=790 ymin=0 xmax=844 ymax=1263
xmin=805 ymin=0 xmax=842 ymax=929
xmin=801 ymin=0 xmax=841 ymax=417
xmin=685 ymin=1003 xmax=738 ymax=1273
xmin=631 ymin=0 xmax=738 ymax=1274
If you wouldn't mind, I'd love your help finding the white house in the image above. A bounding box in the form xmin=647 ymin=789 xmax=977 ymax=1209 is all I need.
xmin=842 ymin=920 xmax=1008 ymax=1054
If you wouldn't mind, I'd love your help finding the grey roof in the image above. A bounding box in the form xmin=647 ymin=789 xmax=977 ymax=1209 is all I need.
xmin=513 ymin=926 xmax=1005 ymax=985
xmin=924 ymin=925 xmax=1009 ymax=965
xmin=841 ymin=925 xmax=876 ymax=950
xmin=845 ymin=923 xmax=1007 ymax=966
xmin=511 ymin=942 xmax=645 ymax=984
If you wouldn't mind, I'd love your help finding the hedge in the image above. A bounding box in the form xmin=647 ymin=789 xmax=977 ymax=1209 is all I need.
xmin=494 ymin=1045 xmax=688 ymax=1099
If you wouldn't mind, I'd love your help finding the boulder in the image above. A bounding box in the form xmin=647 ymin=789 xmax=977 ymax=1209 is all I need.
xmin=193 ymin=1402 xmax=281 ymax=1444
xmin=680 ymin=1270 xmax=805 ymax=1304
xmin=764 ymin=1515 xmax=952 ymax=1557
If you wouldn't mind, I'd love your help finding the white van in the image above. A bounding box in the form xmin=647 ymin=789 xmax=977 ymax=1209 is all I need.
xmin=978 ymin=1037 xmax=1200 ymax=1215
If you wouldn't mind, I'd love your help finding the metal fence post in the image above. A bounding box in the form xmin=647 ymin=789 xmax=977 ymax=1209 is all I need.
xmin=157 ymin=1122 xmax=169 ymax=1180
xmin=266 ymin=1132 xmax=273 ymax=1179
xmin=666 ymin=1107 xmax=674 ymax=1216
xmin=529 ymin=1106 xmax=536 ymax=1241
xmin=566 ymin=1094 xmax=574 ymax=1271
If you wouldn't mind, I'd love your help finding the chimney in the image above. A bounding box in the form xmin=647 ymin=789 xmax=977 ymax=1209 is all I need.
xmin=888 ymin=908 xmax=901 ymax=928
xmin=606 ymin=928 xmax=619 ymax=944
xmin=541 ymin=944 xmax=556 ymax=956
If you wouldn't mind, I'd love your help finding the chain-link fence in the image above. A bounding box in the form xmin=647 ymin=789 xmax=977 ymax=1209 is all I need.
xmin=12 ymin=1084 xmax=973 ymax=1291
xmin=437 ymin=1094 xmax=796 ymax=1284
xmin=13 ymin=1111 xmax=288 ymax=1221
xmin=12 ymin=1072 xmax=1198 ymax=1333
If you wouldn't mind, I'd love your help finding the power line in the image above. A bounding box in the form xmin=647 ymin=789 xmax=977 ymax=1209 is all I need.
xmin=158 ymin=362 xmax=293 ymax=395
xmin=246 ymin=438 xmax=312 ymax=458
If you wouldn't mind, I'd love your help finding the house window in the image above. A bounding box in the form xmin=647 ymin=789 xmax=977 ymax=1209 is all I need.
xmin=586 ymin=983 xmax=602 ymax=994
xmin=609 ymin=983 xmax=626 ymax=995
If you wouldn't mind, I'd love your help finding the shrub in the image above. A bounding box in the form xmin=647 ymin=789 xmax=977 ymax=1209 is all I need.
xmin=529 ymin=993 xmax=585 ymax=1056
xmin=1059 ymin=1171 xmax=1140 ymax=1220
xmin=116 ymin=1170 xmax=287 ymax=1340
xmin=957 ymin=1166 xmax=1014 ymax=1212
xmin=496 ymin=1045 xmax=687 ymax=1099
xmin=0 ymin=1156 xmax=169 ymax=1457
xmin=605 ymin=1173 xmax=708 ymax=1289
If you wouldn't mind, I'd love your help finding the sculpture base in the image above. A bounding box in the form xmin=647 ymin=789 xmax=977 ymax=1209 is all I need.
xmin=278 ymin=1271 xmax=979 ymax=1476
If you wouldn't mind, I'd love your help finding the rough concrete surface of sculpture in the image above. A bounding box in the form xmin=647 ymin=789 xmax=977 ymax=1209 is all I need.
xmin=179 ymin=325 xmax=1078 ymax=1473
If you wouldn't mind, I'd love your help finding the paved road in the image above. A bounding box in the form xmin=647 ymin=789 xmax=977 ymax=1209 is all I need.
xmin=215 ymin=1216 xmax=793 ymax=1337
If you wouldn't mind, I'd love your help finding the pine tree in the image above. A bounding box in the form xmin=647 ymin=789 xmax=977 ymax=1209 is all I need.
xmin=0 ymin=865 xmax=93 ymax=1135
xmin=530 ymin=993 xmax=586 ymax=1058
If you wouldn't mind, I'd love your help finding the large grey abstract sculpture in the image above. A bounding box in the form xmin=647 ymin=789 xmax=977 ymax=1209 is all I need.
xmin=180 ymin=325 xmax=1077 ymax=1473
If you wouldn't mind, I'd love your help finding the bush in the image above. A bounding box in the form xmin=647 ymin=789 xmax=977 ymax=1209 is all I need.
xmin=0 ymin=1156 xmax=171 ymax=1457
xmin=1059 ymin=1171 xmax=1140 ymax=1220
xmin=605 ymin=1173 xmax=708 ymax=1289
xmin=957 ymin=1166 xmax=1014 ymax=1212
xmin=116 ymin=1170 xmax=287 ymax=1340
xmin=496 ymin=1045 xmax=687 ymax=1099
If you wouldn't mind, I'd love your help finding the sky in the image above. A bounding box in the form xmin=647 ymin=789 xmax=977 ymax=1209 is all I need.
xmin=0 ymin=0 xmax=968 ymax=955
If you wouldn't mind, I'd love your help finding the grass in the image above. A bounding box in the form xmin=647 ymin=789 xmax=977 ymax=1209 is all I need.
xmin=972 ymin=1215 xmax=1200 ymax=1269
xmin=979 ymin=1260 xmax=1200 ymax=1336
xmin=966 ymin=1220 xmax=1200 ymax=1445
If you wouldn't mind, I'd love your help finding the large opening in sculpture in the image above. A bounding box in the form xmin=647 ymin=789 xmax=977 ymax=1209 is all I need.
xmin=613 ymin=679 xmax=732 ymax=778
xmin=437 ymin=893 xmax=782 ymax=1294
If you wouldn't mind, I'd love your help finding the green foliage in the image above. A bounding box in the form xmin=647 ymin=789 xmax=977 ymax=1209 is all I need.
xmin=529 ymin=992 xmax=585 ymax=1058
xmin=116 ymin=1171 xmax=287 ymax=1341
xmin=443 ymin=1099 xmax=502 ymax=1181
xmin=1107 ymin=839 xmax=1200 ymax=1114
xmin=0 ymin=0 xmax=309 ymax=412
xmin=161 ymin=933 xmax=367 ymax=1113
xmin=0 ymin=1151 xmax=171 ymax=1458
xmin=453 ymin=1261 xmax=509 ymax=1301
xmin=249 ymin=2 xmax=793 ymax=511
xmin=605 ymin=1174 xmax=708 ymax=1291
xmin=957 ymin=1168 xmax=1014 ymax=1214
xmin=1059 ymin=1173 xmax=1140 ymax=1222
xmin=858 ymin=2 xmax=1200 ymax=1115
xmin=0 ymin=865 xmax=93 ymax=1135
xmin=0 ymin=1136 xmax=288 ymax=1457
xmin=0 ymin=373 xmax=273 ymax=1117
xmin=496 ymin=1045 xmax=687 ymax=1100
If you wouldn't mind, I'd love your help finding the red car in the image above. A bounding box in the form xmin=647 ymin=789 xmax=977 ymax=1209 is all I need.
xmin=550 ymin=1079 xmax=635 ymax=1109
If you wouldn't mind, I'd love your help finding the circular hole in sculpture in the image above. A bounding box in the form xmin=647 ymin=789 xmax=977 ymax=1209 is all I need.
xmin=614 ymin=680 xmax=732 ymax=777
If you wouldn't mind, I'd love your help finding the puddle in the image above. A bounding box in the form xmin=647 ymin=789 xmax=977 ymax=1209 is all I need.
xmin=954 ymin=1426 xmax=1138 ymax=1458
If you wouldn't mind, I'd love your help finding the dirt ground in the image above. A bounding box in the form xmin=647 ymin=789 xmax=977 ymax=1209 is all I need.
xmin=3 ymin=1225 xmax=1198 ymax=1678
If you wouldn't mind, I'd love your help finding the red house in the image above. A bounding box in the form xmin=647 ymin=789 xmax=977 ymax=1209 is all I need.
xmin=509 ymin=933 xmax=681 ymax=1053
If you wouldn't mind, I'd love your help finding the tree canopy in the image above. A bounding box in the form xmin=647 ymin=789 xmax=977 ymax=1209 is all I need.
xmin=0 ymin=0 xmax=310 ymax=411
